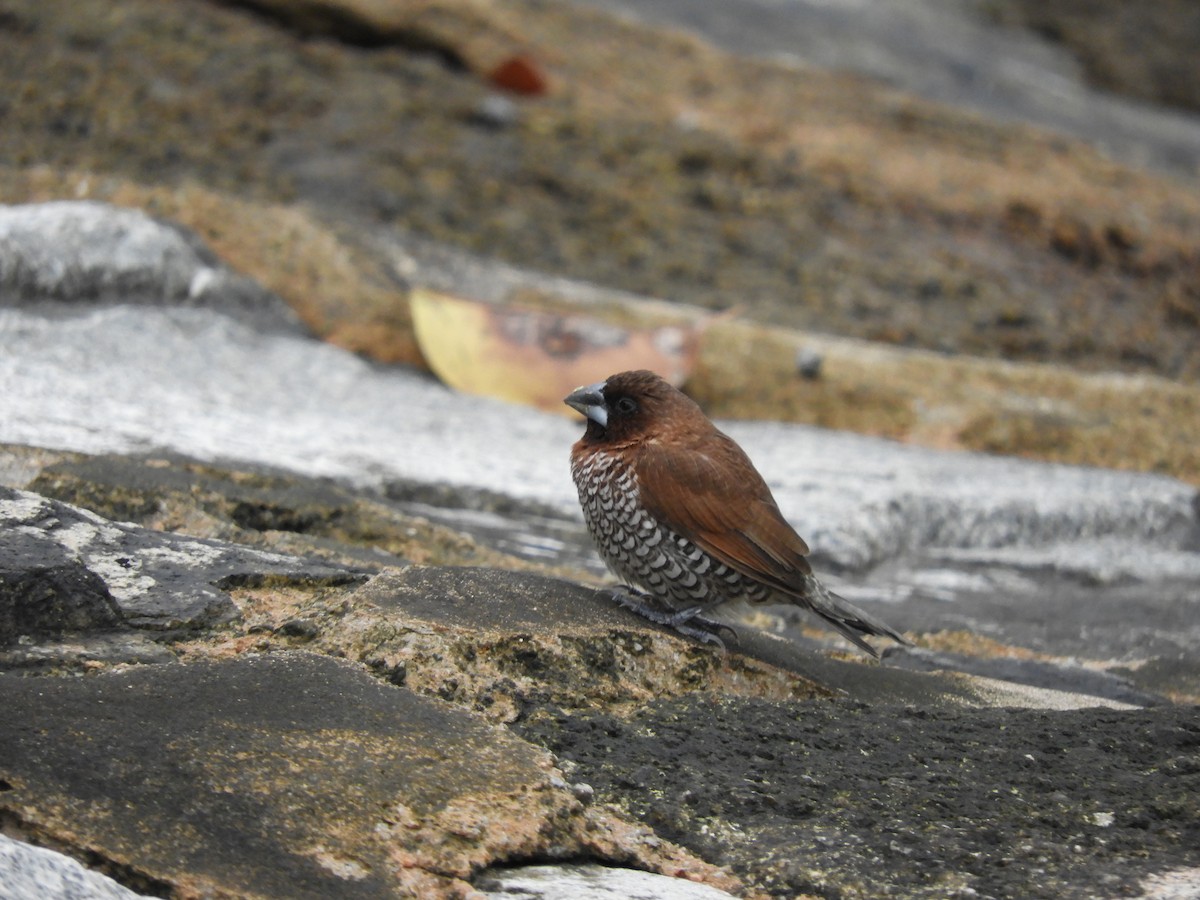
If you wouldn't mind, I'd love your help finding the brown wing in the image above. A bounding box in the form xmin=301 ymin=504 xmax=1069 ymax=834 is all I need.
xmin=634 ymin=430 xmax=815 ymax=590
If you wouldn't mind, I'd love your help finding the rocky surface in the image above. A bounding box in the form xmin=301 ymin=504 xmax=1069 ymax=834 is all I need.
xmin=2 ymin=200 xmax=1199 ymax=897
xmin=518 ymin=699 xmax=1200 ymax=899
xmin=0 ymin=653 xmax=740 ymax=898
xmin=0 ymin=487 xmax=363 ymax=634
xmin=0 ymin=836 xmax=151 ymax=900
xmin=3 ymin=0 xmax=1200 ymax=386
xmin=2 ymin=1 xmax=1199 ymax=896
xmin=986 ymin=0 xmax=1200 ymax=117
xmin=568 ymin=0 xmax=1200 ymax=179
xmin=1 ymin=471 xmax=1197 ymax=897
xmin=0 ymin=201 xmax=302 ymax=332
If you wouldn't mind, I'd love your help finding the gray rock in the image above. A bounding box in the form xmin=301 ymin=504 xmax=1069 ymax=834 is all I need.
xmin=476 ymin=862 xmax=738 ymax=899
xmin=514 ymin=695 xmax=1200 ymax=900
xmin=2 ymin=569 xmax=1187 ymax=900
xmin=0 ymin=437 xmax=1151 ymax=706
xmin=0 ymin=631 xmax=178 ymax=672
xmin=0 ymin=300 xmax=1196 ymax=672
xmin=566 ymin=0 xmax=1200 ymax=179
xmin=0 ymin=553 xmax=122 ymax=643
xmin=720 ymin=418 xmax=1199 ymax=573
xmin=0 ymin=653 xmax=707 ymax=899
xmin=0 ymin=201 xmax=303 ymax=332
xmin=345 ymin=565 xmax=1145 ymax=710
xmin=0 ymin=487 xmax=362 ymax=633
xmin=0 ymin=835 xmax=153 ymax=900
xmin=1 ymin=304 xmax=1194 ymax=571
xmin=473 ymin=93 xmax=521 ymax=129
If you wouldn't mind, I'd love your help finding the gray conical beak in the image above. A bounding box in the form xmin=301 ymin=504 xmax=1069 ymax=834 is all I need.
xmin=564 ymin=381 xmax=607 ymax=427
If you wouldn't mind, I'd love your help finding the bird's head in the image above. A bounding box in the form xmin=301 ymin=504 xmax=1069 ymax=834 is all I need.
xmin=564 ymin=369 xmax=705 ymax=445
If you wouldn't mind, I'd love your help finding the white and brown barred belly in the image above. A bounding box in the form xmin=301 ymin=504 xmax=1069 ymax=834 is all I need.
xmin=570 ymin=450 xmax=772 ymax=611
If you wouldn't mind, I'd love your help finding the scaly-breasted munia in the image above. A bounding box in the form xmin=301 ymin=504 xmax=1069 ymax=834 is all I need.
xmin=565 ymin=369 xmax=908 ymax=657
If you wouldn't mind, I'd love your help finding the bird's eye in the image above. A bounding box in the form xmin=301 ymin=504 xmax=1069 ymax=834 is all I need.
xmin=614 ymin=397 xmax=638 ymax=415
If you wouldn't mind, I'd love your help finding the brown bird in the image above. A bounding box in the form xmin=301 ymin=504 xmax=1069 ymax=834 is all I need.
xmin=565 ymin=369 xmax=908 ymax=657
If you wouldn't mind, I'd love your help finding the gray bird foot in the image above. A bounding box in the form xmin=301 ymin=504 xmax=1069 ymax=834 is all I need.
xmin=602 ymin=586 xmax=737 ymax=650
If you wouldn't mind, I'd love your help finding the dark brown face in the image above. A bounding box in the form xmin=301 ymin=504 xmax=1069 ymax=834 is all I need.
xmin=564 ymin=369 xmax=682 ymax=445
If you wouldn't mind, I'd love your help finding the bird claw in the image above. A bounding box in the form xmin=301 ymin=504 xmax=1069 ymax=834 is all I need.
xmin=671 ymin=619 xmax=734 ymax=651
xmin=602 ymin=586 xmax=737 ymax=651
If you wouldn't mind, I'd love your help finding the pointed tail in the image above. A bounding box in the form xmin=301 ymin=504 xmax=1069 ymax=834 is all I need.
xmin=803 ymin=579 xmax=910 ymax=659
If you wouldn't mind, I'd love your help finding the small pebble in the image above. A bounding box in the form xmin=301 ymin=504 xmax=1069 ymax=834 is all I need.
xmin=473 ymin=94 xmax=519 ymax=129
xmin=795 ymin=346 xmax=823 ymax=380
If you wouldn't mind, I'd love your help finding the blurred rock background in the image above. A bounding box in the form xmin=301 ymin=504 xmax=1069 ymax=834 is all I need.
xmin=2 ymin=0 xmax=1198 ymax=480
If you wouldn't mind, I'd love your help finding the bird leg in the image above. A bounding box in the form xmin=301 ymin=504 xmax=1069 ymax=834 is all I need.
xmin=602 ymin=586 xmax=737 ymax=649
